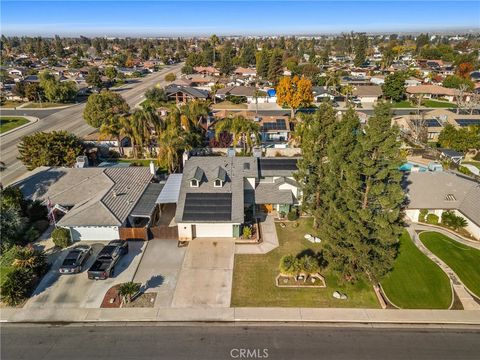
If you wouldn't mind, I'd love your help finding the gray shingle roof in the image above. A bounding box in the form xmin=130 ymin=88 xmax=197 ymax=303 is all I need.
xmin=406 ymin=172 xmax=480 ymax=226
xmin=130 ymin=183 xmax=164 ymax=217
xmin=14 ymin=167 xmax=153 ymax=227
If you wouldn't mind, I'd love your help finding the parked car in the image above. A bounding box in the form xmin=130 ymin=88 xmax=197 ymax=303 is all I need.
xmin=87 ymin=240 xmax=129 ymax=280
xmin=59 ymin=245 xmax=93 ymax=274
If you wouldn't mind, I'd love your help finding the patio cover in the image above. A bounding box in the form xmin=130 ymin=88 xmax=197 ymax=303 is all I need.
xmin=156 ymin=173 xmax=183 ymax=204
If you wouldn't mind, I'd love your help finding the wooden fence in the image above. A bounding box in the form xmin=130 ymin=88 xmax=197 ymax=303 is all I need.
xmin=119 ymin=227 xmax=149 ymax=241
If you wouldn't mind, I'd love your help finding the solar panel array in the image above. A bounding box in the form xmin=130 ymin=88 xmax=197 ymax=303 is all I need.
xmin=425 ymin=119 xmax=442 ymax=127
xmin=455 ymin=119 xmax=480 ymax=127
xmin=182 ymin=193 xmax=232 ymax=221
xmin=259 ymin=158 xmax=298 ymax=171
xmin=261 ymin=119 xmax=287 ymax=131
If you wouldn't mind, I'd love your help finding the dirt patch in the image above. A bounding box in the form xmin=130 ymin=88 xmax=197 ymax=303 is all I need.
xmin=123 ymin=292 xmax=157 ymax=308
xmin=101 ymin=285 xmax=121 ymax=308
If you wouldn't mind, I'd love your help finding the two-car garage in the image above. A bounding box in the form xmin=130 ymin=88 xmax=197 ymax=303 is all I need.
xmin=178 ymin=223 xmax=237 ymax=240
xmin=69 ymin=226 xmax=120 ymax=241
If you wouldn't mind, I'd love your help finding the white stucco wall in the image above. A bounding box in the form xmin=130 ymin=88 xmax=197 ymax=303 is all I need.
xmin=70 ymin=226 xmax=119 ymax=241
xmin=453 ymin=210 xmax=480 ymax=240
xmin=177 ymin=223 xmax=235 ymax=240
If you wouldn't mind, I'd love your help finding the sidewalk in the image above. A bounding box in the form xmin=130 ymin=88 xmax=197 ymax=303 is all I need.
xmin=235 ymin=215 xmax=279 ymax=254
xmin=407 ymin=226 xmax=480 ymax=310
xmin=1 ymin=306 xmax=480 ymax=325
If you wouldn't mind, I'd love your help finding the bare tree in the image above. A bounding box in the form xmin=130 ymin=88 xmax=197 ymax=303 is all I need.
xmin=454 ymin=84 xmax=468 ymax=114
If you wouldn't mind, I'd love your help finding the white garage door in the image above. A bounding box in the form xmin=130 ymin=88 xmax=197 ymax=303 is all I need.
xmin=70 ymin=226 xmax=119 ymax=241
xmin=194 ymin=223 xmax=233 ymax=238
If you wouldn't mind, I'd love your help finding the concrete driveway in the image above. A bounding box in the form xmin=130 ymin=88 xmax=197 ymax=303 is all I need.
xmin=25 ymin=241 xmax=145 ymax=309
xmin=171 ymin=238 xmax=235 ymax=308
xmin=132 ymin=240 xmax=186 ymax=307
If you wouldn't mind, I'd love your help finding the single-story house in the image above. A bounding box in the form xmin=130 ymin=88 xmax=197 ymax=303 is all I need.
xmin=13 ymin=167 xmax=159 ymax=241
xmin=439 ymin=149 xmax=464 ymax=164
xmin=352 ymin=85 xmax=383 ymax=104
xmin=83 ymin=131 xmax=131 ymax=148
xmin=175 ymin=156 xmax=301 ymax=240
xmin=215 ymin=86 xmax=265 ymax=103
xmin=406 ymin=84 xmax=469 ymax=103
xmin=405 ymin=172 xmax=480 ymax=239
xmin=312 ymin=86 xmax=336 ymax=102
xmin=193 ymin=66 xmax=220 ymax=76
xmin=164 ymin=84 xmax=210 ymax=103
xmin=257 ymin=116 xmax=291 ymax=144
xmin=234 ymin=67 xmax=257 ymax=78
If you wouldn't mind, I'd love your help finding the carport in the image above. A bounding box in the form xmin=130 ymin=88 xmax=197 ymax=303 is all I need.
xmin=156 ymin=174 xmax=183 ymax=205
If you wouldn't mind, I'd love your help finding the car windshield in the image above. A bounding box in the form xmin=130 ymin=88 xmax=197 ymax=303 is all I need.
xmin=62 ymin=259 xmax=76 ymax=266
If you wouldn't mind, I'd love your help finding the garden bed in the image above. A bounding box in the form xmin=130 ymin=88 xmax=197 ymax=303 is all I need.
xmin=276 ymin=273 xmax=326 ymax=288
xmin=101 ymin=285 xmax=157 ymax=308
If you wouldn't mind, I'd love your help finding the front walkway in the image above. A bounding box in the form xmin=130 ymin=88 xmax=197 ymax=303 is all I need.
xmin=411 ymin=223 xmax=480 ymax=250
xmin=171 ymin=238 xmax=235 ymax=308
xmin=235 ymin=215 xmax=279 ymax=254
xmin=407 ymin=226 xmax=480 ymax=310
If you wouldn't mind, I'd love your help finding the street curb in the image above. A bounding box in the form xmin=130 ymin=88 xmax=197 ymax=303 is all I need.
xmin=0 ymin=116 xmax=39 ymax=137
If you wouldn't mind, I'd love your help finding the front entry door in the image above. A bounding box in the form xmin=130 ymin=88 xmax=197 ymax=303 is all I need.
xmin=264 ymin=204 xmax=273 ymax=213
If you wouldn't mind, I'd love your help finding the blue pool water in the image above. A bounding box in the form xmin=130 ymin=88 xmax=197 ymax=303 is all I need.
xmin=399 ymin=162 xmax=428 ymax=172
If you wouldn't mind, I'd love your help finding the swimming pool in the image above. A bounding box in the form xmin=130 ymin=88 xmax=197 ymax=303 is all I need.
xmin=399 ymin=162 xmax=428 ymax=172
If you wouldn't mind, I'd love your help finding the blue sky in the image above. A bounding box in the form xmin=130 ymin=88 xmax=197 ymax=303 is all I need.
xmin=1 ymin=1 xmax=479 ymax=36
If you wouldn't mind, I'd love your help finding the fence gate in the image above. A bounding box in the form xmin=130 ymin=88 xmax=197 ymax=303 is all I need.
xmin=119 ymin=227 xmax=149 ymax=241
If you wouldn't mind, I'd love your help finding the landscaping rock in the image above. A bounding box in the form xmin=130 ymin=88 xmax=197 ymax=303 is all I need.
xmin=333 ymin=291 xmax=348 ymax=300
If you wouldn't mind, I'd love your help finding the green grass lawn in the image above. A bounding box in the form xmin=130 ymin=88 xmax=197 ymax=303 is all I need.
xmin=392 ymin=101 xmax=414 ymax=108
xmin=0 ymin=116 xmax=29 ymax=133
xmin=420 ymin=231 xmax=480 ymax=298
xmin=231 ymin=217 xmax=380 ymax=308
xmin=381 ymin=231 xmax=452 ymax=309
xmin=0 ymin=247 xmax=18 ymax=287
xmin=23 ymin=102 xmax=70 ymax=108
xmin=422 ymin=100 xmax=456 ymax=108
xmin=211 ymin=101 xmax=248 ymax=110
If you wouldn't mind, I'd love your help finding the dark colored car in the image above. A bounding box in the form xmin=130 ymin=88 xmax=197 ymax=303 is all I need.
xmin=59 ymin=245 xmax=93 ymax=274
xmin=87 ymin=240 xmax=129 ymax=280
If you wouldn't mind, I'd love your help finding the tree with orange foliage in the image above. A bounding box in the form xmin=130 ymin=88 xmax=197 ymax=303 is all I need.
xmin=276 ymin=76 xmax=313 ymax=118
xmin=456 ymin=62 xmax=474 ymax=79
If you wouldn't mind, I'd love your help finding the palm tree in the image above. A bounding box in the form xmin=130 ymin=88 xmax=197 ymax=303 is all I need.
xmin=210 ymin=34 xmax=219 ymax=65
xmin=215 ymin=116 xmax=260 ymax=154
xmin=99 ymin=115 xmax=124 ymax=155
xmin=157 ymin=123 xmax=185 ymax=173
xmin=341 ymin=84 xmax=354 ymax=105
xmin=118 ymin=281 xmax=141 ymax=304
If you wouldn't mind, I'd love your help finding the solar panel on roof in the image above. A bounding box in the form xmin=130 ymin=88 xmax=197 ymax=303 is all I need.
xmin=259 ymin=159 xmax=298 ymax=171
xmin=455 ymin=119 xmax=480 ymax=127
xmin=182 ymin=193 xmax=232 ymax=221
xmin=425 ymin=119 xmax=441 ymax=127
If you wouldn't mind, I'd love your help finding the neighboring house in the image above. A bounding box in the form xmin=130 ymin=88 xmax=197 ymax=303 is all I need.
xmin=83 ymin=131 xmax=131 ymax=148
xmin=369 ymin=75 xmax=385 ymax=85
xmin=193 ymin=66 xmax=220 ymax=76
xmin=14 ymin=167 xmax=159 ymax=241
xmin=216 ymin=86 xmax=255 ymax=103
xmin=392 ymin=109 xmax=480 ymax=141
xmin=175 ymin=156 xmax=301 ymax=240
xmin=352 ymin=85 xmax=383 ymax=104
xmin=405 ymin=172 xmax=480 ymax=239
xmin=406 ymin=84 xmax=468 ymax=103
xmin=164 ymin=84 xmax=210 ymax=103
xmin=257 ymin=116 xmax=291 ymax=145
xmin=312 ymin=86 xmax=336 ymax=102
xmin=405 ymin=77 xmax=422 ymax=87
xmin=234 ymin=67 xmax=257 ymax=78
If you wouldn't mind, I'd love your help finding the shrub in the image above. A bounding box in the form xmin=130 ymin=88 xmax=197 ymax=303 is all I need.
xmin=25 ymin=200 xmax=48 ymax=222
xmin=279 ymin=254 xmax=298 ymax=275
xmin=441 ymin=211 xmax=468 ymax=230
xmin=279 ymin=211 xmax=286 ymax=219
xmin=297 ymin=255 xmax=320 ymax=274
xmin=419 ymin=209 xmax=428 ymax=223
xmin=32 ymin=220 xmax=49 ymax=234
xmin=226 ymin=95 xmax=247 ymax=104
xmin=242 ymin=226 xmax=252 ymax=239
xmin=0 ymin=268 xmax=35 ymax=306
xmin=51 ymin=227 xmax=71 ymax=248
xmin=12 ymin=247 xmax=48 ymax=275
xmin=164 ymin=73 xmax=176 ymax=82
xmin=458 ymin=166 xmax=472 ymax=176
xmin=287 ymin=209 xmax=299 ymax=221
xmin=23 ymin=227 xmax=40 ymax=243
xmin=426 ymin=214 xmax=439 ymax=225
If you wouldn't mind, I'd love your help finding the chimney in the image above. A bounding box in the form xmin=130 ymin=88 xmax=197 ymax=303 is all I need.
xmin=182 ymin=151 xmax=190 ymax=166
xmin=149 ymin=161 xmax=156 ymax=176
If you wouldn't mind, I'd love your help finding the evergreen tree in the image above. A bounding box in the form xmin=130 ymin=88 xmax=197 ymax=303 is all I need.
xmin=256 ymin=49 xmax=270 ymax=79
xmin=267 ymin=49 xmax=284 ymax=83
xmin=382 ymin=71 xmax=407 ymax=102
xmin=219 ymin=44 xmax=234 ymax=75
xmin=354 ymin=34 xmax=368 ymax=67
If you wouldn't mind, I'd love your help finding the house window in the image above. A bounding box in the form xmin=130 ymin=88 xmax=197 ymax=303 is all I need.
xmin=214 ymin=179 xmax=223 ymax=187
xmin=190 ymin=179 xmax=199 ymax=187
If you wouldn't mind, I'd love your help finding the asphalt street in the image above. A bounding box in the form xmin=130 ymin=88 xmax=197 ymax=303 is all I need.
xmin=0 ymin=63 xmax=183 ymax=186
xmin=1 ymin=324 xmax=479 ymax=360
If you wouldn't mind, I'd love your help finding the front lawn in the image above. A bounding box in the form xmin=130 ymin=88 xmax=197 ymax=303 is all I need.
xmin=422 ymin=100 xmax=456 ymax=108
xmin=420 ymin=231 xmax=480 ymax=298
xmin=0 ymin=101 xmax=24 ymax=108
xmin=381 ymin=231 xmax=452 ymax=309
xmin=392 ymin=101 xmax=413 ymax=108
xmin=0 ymin=247 xmax=18 ymax=287
xmin=231 ymin=217 xmax=379 ymax=308
xmin=211 ymin=101 xmax=248 ymax=110
xmin=0 ymin=116 xmax=29 ymax=133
